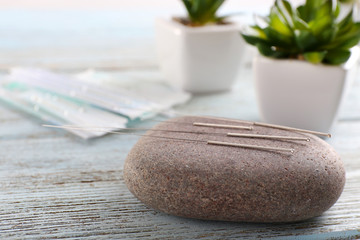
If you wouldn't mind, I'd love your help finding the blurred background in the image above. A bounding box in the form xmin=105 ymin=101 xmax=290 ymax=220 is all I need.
xmin=0 ymin=0 xmax=304 ymax=71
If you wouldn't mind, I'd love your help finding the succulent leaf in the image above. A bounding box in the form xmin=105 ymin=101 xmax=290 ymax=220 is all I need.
xmin=324 ymin=49 xmax=351 ymax=64
xmin=269 ymin=6 xmax=293 ymax=37
xmin=338 ymin=9 xmax=355 ymax=35
xmin=275 ymin=0 xmax=295 ymax=29
xmin=303 ymin=51 xmax=327 ymax=63
xmin=293 ymin=15 xmax=310 ymax=30
xmin=294 ymin=30 xmax=318 ymax=50
xmin=181 ymin=0 xmax=226 ymax=26
xmin=264 ymin=27 xmax=293 ymax=46
xmin=241 ymin=0 xmax=360 ymax=65
xmin=257 ymin=43 xmax=288 ymax=58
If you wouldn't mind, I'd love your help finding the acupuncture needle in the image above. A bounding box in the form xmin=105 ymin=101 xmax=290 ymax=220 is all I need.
xmin=192 ymin=116 xmax=331 ymax=138
xmin=44 ymin=125 xmax=208 ymax=143
xmin=43 ymin=125 xmax=295 ymax=153
xmin=53 ymin=101 xmax=330 ymax=138
xmin=59 ymin=125 xmax=227 ymax=136
xmin=149 ymin=118 xmax=330 ymax=138
xmin=52 ymin=125 xmax=308 ymax=142
xmin=227 ymin=133 xmax=310 ymax=141
xmin=146 ymin=119 xmax=254 ymax=129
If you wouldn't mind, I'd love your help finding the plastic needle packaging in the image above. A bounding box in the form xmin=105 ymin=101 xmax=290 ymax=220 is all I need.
xmin=0 ymin=68 xmax=191 ymax=138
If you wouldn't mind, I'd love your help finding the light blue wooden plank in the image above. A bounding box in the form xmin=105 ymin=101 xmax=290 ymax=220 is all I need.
xmin=268 ymin=230 xmax=360 ymax=240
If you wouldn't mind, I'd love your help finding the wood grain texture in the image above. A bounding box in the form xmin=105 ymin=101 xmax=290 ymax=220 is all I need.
xmin=0 ymin=4 xmax=360 ymax=239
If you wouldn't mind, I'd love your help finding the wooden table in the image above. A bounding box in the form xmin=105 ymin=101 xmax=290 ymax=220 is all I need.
xmin=0 ymin=3 xmax=360 ymax=239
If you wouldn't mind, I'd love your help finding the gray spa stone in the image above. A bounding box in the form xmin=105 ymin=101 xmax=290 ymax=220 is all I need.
xmin=124 ymin=116 xmax=345 ymax=223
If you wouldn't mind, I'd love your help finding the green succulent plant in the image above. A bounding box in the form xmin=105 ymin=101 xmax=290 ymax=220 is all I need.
xmin=180 ymin=0 xmax=227 ymax=26
xmin=241 ymin=0 xmax=360 ymax=65
xmin=339 ymin=0 xmax=356 ymax=3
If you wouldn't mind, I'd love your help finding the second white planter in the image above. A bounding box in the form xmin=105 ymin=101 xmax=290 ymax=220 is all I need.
xmin=253 ymin=48 xmax=359 ymax=133
xmin=155 ymin=18 xmax=245 ymax=93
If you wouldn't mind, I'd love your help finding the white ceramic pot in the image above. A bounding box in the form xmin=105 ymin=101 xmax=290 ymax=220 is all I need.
xmin=155 ymin=18 xmax=245 ymax=93
xmin=253 ymin=48 xmax=359 ymax=133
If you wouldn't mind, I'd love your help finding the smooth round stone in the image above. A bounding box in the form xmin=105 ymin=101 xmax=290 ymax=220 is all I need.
xmin=124 ymin=116 xmax=345 ymax=223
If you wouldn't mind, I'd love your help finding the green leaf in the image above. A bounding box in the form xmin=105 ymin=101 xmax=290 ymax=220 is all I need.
xmin=241 ymin=33 xmax=268 ymax=46
xmin=309 ymin=16 xmax=333 ymax=36
xmin=317 ymin=26 xmax=337 ymax=45
xmin=328 ymin=22 xmax=360 ymax=49
xmin=335 ymin=36 xmax=360 ymax=49
xmin=256 ymin=43 xmax=288 ymax=58
xmin=331 ymin=0 xmax=339 ymax=15
xmin=182 ymin=0 xmax=193 ymax=19
xmin=264 ymin=27 xmax=293 ymax=47
xmin=337 ymin=9 xmax=355 ymax=35
xmin=334 ymin=1 xmax=340 ymax=18
xmin=296 ymin=5 xmax=307 ymax=21
xmin=257 ymin=43 xmax=274 ymax=57
xmin=241 ymin=26 xmax=268 ymax=46
xmin=339 ymin=0 xmax=355 ymax=3
xmin=294 ymin=30 xmax=318 ymax=50
xmin=303 ymin=51 xmax=326 ymax=63
xmin=240 ymin=0 xmax=360 ymax=65
xmin=180 ymin=0 xmax=226 ymax=25
xmin=192 ymin=0 xmax=201 ymax=18
xmin=208 ymin=0 xmax=225 ymax=17
xmin=324 ymin=49 xmax=351 ymax=64
xmin=269 ymin=6 xmax=293 ymax=36
xmin=293 ymin=15 xmax=309 ymax=30
xmin=308 ymin=1 xmax=334 ymax=36
xmin=298 ymin=0 xmax=323 ymax=22
xmin=241 ymin=26 xmax=267 ymax=41
xmin=275 ymin=0 xmax=294 ymax=28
